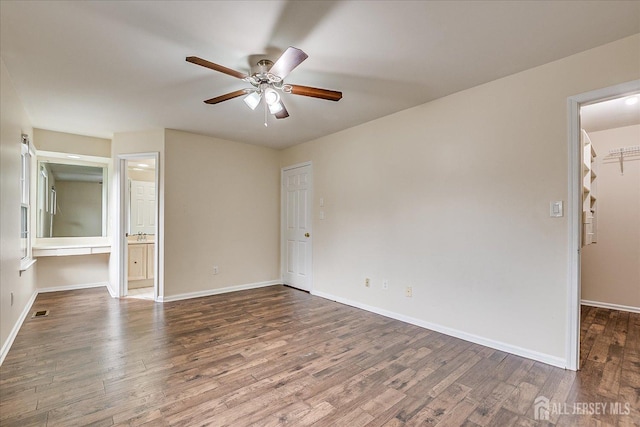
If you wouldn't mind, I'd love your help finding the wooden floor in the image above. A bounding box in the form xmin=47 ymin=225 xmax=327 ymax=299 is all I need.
xmin=0 ymin=286 xmax=638 ymax=426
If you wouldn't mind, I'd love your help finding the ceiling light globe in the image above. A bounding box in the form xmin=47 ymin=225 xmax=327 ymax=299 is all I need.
xmin=625 ymin=96 xmax=639 ymax=106
xmin=264 ymin=88 xmax=280 ymax=106
xmin=243 ymin=92 xmax=261 ymax=110
xmin=268 ymin=102 xmax=283 ymax=114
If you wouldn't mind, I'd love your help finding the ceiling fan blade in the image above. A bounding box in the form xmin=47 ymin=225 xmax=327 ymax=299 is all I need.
xmin=268 ymin=47 xmax=308 ymax=79
xmin=186 ymin=56 xmax=248 ymax=80
xmin=274 ymin=101 xmax=289 ymax=119
xmin=204 ymin=89 xmax=250 ymax=104
xmin=290 ymin=85 xmax=342 ymax=101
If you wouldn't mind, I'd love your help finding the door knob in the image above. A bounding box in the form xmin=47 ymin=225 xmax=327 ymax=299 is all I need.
xmin=305 ymin=233 xmax=310 ymax=238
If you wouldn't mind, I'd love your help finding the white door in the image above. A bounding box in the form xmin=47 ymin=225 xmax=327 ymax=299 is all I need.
xmin=282 ymin=164 xmax=312 ymax=291
xmin=130 ymin=180 xmax=155 ymax=235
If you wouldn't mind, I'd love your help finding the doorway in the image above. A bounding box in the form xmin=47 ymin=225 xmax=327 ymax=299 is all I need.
xmin=567 ymin=80 xmax=640 ymax=370
xmin=281 ymin=162 xmax=313 ymax=291
xmin=118 ymin=153 xmax=160 ymax=301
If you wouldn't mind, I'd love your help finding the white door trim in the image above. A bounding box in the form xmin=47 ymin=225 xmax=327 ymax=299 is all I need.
xmin=566 ymin=79 xmax=640 ymax=371
xmin=281 ymin=161 xmax=313 ymax=291
xmin=115 ymin=152 xmax=161 ymax=301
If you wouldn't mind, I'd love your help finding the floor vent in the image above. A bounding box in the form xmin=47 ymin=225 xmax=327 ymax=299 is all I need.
xmin=31 ymin=310 xmax=49 ymax=318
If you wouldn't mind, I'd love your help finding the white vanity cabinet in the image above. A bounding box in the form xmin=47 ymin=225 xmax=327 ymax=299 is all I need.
xmin=147 ymin=243 xmax=155 ymax=280
xmin=127 ymin=242 xmax=154 ymax=281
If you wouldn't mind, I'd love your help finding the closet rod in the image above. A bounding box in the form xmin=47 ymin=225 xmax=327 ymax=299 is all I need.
xmin=603 ymin=145 xmax=640 ymax=175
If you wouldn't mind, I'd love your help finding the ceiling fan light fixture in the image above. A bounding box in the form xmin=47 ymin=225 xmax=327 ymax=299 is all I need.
xmin=264 ymin=87 xmax=280 ymax=106
xmin=243 ymin=92 xmax=261 ymax=110
xmin=268 ymin=101 xmax=284 ymax=114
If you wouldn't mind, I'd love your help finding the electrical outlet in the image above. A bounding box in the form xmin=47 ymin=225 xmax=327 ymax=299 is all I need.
xmin=382 ymin=280 xmax=389 ymax=290
xmin=213 ymin=266 xmax=219 ymax=275
xmin=405 ymin=286 xmax=412 ymax=297
xmin=365 ymin=278 xmax=370 ymax=288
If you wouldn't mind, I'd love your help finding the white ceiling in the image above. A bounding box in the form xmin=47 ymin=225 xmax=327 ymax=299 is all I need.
xmin=581 ymin=94 xmax=640 ymax=133
xmin=1 ymin=1 xmax=639 ymax=149
xmin=48 ymin=163 xmax=104 ymax=182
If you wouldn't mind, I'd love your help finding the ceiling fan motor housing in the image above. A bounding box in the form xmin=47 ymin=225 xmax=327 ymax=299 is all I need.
xmin=254 ymin=59 xmax=273 ymax=76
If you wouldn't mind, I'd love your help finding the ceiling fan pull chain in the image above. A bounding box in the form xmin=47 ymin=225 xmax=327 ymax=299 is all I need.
xmin=264 ymin=98 xmax=268 ymax=127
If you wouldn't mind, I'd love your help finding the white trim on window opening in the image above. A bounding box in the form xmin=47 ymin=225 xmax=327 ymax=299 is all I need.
xmin=20 ymin=133 xmax=36 ymax=274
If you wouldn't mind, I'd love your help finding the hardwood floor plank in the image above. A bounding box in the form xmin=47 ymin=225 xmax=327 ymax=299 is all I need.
xmin=291 ymin=400 xmax=336 ymax=426
xmin=251 ymin=400 xmax=312 ymax=426
xmin=0 ymin=410 xmax=49 ymax=427
xmin=494 ymin=380 xmax=540 ymax=416
xmin=112 ymin=408 xmax=164 ymax=427
xmin=407 ymin=382 xmax=472 ymax=425
xmin=0 ymin=286 xmax=638 ymax=426
xmin=434 ymin=397 xmax=478 ymax=426
xmin=468 ymin=381 xmax=517 ymax=426
xmin=360 ymin=387 xmax=407 ymax=417
xmin=160 ymin=388 xmax=228 ymax=425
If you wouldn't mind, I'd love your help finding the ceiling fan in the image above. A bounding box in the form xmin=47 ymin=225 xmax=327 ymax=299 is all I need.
xmin=186 ymin=47 xmax=342 ymax=125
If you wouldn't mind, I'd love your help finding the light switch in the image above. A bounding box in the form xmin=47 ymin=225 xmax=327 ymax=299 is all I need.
xmin=319 ymin=211 xmax=325 ymax=220
xmin=550 ymin=201 xmax=563 ymax=217
xmin=319 ymin=197 xmax=324 ymax=207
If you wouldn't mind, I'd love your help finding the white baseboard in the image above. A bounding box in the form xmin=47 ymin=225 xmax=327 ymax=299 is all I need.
xmin=581 ymin=299 xmax=640 ymax=314
xmin=311 ymin=290 xmax=567 ymax=369
xmin=160 ymin=280 xmax=280 ymax=302
xmin=105 ymin=282 xmax=116 ymax=298
xmin=0 ymin=290 xmax=38 ymax=366
xmin=37 ymin=282 xmax=109 ymax=294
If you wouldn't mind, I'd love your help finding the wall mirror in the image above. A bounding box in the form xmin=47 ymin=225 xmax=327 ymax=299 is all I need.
xmin=36 ymin=151 xmax=109 ymax=238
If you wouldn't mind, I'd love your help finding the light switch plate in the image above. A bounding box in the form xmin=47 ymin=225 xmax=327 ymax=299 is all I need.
xmin=550 ymin=201 xmax=563 ymax=217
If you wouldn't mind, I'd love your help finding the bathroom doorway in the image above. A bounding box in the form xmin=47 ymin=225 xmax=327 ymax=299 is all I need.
xmin=118 ymin=153 xmax=160 ymax=300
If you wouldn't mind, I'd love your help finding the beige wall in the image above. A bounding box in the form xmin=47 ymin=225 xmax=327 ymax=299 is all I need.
xmin=36 ymin=254 xmax=110 ymax=289
xmin=0 ymin=59 xmax=37 ymax=356
xmin=128 ymin=168 xmax=155 ymax=182
xmin=163 ymin=129 xmax=280 ymax=297
xmin=280 ymin=34 xmax=640 ymax=362
xmin=111 ymin=129 xmax=281 ymax=298
xmin=582 ymin=125 xmax=640 ymax=308
xmin=34 ymin=128 xmax=110 ymax=157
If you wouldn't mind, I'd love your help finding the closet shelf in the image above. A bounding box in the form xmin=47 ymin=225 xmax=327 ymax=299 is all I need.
xmin=581 ymin=129 xmax=597 ymax=247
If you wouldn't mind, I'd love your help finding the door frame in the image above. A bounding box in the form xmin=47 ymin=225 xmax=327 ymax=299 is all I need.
xmin=280 ymin=161 xmax=313 ymax=291
xmin=115 ymin=152 xmax=161 ymax=301
xmin=566 ymin=79 xmax=640 ymax=371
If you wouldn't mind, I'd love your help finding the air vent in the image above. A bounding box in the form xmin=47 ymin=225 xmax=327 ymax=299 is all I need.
xmin=31 ymin=310 xmax=49 ymax=318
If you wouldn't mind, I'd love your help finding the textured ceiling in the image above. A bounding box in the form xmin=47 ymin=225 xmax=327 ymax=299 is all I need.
xmin=1 ymin=1 xmax=639 ymax=149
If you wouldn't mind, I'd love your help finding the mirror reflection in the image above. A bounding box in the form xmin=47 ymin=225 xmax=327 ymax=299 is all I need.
xmin=37 ymin=161 xmax=107 ymax=238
